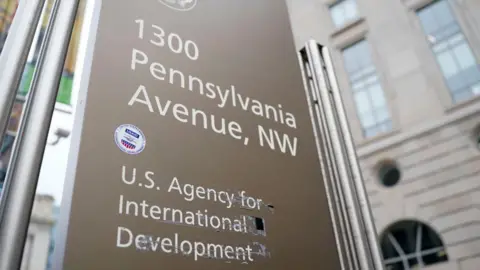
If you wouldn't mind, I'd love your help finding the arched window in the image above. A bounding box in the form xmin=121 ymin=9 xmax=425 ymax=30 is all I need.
xmin=380 ymin=220 xmax=448 ymax=270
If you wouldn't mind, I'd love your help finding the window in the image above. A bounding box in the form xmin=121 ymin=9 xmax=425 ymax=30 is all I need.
xmin=475 ymin=133 xmax=480 ymax=150
xmin=381 ymin=220 xmax=448 ymax=270
xmin=378 ymin=160 xmax=401 ymax=187
xmin=473 ymin=125 xmax=480 ymax=150
xmin=330 ymin=0 xmax=358 ymax=28
xmin=342 ymin=40 xmax=391 ymax=137
xmin=417 ymin=0 xmax=480 ymax=103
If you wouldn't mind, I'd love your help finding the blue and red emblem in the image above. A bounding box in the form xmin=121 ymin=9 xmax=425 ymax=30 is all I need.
xmin=114 ymin=124 xmax=145 ymax=155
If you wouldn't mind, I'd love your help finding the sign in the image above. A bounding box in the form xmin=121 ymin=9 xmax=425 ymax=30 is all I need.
xmin=57 ymin=0 xmax=342 ymax=269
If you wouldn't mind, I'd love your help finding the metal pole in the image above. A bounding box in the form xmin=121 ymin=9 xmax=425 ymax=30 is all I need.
xmin=301 ymin=51 xmax=358 ymax=270
xmin=0 ymin=0 xmax=46 ymax=147
xmin=322 ymin=47 xmax=385 ymax=269
xmin=298 ymin=53 xmax=347 ymax=270
xmin=316 ymin=93 xmax=359 ymax=269
xmin=305 ymin=40 xmax=373 ymax=269
xmin=0 ymin=0 xmax=79 ymax=268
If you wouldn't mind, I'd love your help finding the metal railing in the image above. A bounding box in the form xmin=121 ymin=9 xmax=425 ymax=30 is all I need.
xmin=0 ymin=0 xmax=79 ymax=268
xmin=299 ymin=41 xmax=385 ymax=270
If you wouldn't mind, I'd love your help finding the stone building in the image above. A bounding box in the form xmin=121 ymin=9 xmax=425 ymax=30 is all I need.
xmin=287 ymin=0 xmax=480 ymax=269
xmin=21 ymin=195 xmax=55 ymax=270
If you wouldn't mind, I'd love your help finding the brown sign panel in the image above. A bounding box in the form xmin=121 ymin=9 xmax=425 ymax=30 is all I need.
xmin=58 ymin=0 xmax=341 ymax=269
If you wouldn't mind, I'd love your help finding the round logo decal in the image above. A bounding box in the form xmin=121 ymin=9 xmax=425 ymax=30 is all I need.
xmin=158 ymin=0 xmax=197 ymax=11
xmin=114 ymin=124 xmax=146 ymax=155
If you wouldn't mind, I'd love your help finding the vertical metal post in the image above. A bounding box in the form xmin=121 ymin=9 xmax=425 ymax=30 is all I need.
xmin=0 ymin=0 xmax=80 ymax=268
xmin=298 ymin=53 xmax=347 ymax=270
xmin=322 ymin=47 xmax=385 ymax=269
xmin=303 ymin=40 xmax=384 ymax=269
xmin=299 ymin=49 xmax=359 ymax=270
xmin=307 ymin=42 xmax=371 ymax=269
xmin=309 ymin=53 xmax=361 ymax=269
xmin=0 ymin=0 xmax=46 ymax=148
xmin=317 ymin=96 xmax=360 ymax=269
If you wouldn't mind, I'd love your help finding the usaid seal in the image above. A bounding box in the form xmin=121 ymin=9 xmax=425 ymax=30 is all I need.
xmin=158 ymin=0 xmax=197 ymax=11
xmin=114 ymin=124 xmax=146 ymax=155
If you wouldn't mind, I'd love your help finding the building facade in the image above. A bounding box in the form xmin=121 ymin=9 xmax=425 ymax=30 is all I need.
xmin=21 ymin=195 xmax=55 ymax=270
xmin=45 ymin=205 xmax=60 ymax=270
xmin=287 ymin=0 xmax=480 ymax=269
